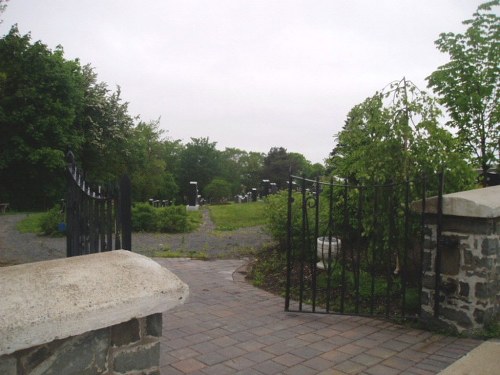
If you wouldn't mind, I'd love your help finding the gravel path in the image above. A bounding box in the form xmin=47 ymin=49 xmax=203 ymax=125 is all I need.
xmin=0 ymin=209 xmax=273 ymax=265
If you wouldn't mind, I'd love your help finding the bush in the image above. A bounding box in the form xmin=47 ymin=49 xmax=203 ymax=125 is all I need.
xmin=39 ymin=205 xmax=65 ymax=236
xmin=132 ymin=203 xmax=192 ymax=233
xmin=131 ymin=203 xmax=157 ymax=231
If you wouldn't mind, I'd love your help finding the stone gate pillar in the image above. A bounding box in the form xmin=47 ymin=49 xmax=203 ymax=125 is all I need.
xmin=416 ymin=185 xmax=499 ymax=333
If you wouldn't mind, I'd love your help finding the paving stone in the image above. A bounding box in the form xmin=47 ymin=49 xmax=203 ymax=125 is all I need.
xmin=154 ymin=259 xmax=480 ymax=375
xmin=171 ymin=358 xmax=206 ymax=373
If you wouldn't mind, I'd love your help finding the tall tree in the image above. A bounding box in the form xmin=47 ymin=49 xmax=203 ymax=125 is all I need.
xmin=177 ymin=137 xmax=221 ymax=200
xmin=128 ymin=120 xmax=178 ymax=202
xmin=427 ymin=0 xmax=499 ymax=184
xmin=328 ymin=78 xmax=475 ymax=193
xmin=0 ymin=26 xmax=85 ymax=209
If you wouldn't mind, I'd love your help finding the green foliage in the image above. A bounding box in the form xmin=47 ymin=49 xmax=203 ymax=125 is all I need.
xmin=177 ymin=137 xmax=221 ymax=196
xmin=17 ymin=207 xmax=64 ymax=236
xmin=208 ymin=201 xmax=267 ymax=231
xmin=264 ymin=190 xmax=315 ymax=251
xmin=427 ymin=1 xmax=499 ymax=181
xmin=39 ymin=205 xmax=65 ymax=236
xmin=328 ymin=78 xmax=475 ymax=192
xmin=0 ymin=26 xmax=135 ymax=209
xmin=203 ymin=178 xmax=232 ymax=203
xmin=16 ymin=212 xmax=44 ymax=234
xmin=154 ymin=247 xmax=208 ymax=260
xmin=131 ymin=203 xmax=195 ymax=233
xmin=248 ymin=246 xmax=287 ymax=290
xmin=129 ymin=120 xmax=179 ymax=202
xmin=0 ymin=26 xmax=85 ymax=209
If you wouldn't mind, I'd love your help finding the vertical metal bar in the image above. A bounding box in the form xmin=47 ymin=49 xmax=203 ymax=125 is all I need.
xmin=417 ymin=174 xmax=427 ymax=316
xmin=325 ymin=177 xmax=334 ymax=312
xmin=340 ymin=181 xmax=348 ymax=314
xmin=354 ymin=185 xmax=363 ymax=314
xmin=401 ymin=178 xmax=410 ymax=318
xmin=99 ymin=199 xmax=106 ymax=252
xmin=115 ymin=192 xmax=122 ymax=250
xmin=386 ymin=182 xmax=395 ymax=318
xmin=312 ymin=177 xmax=320 ymax=313
xmin=370 ymin=186 xmax=379 ymax=315
xmin=285 ymin=173 xmax=293 ymax=311
xmin=434 ymin=171 xmax=445 ymax=318
xmin=299 ymin=176 xmax=306 ymax=311
xmin=106 ymin=197 xmax=113 ymax=251
xmin=120 ymin=175 xmax=132 ymax=251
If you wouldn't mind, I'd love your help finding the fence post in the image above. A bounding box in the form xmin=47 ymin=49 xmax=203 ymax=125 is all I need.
xmin=120 ymin=175 xmax=132 ymax=251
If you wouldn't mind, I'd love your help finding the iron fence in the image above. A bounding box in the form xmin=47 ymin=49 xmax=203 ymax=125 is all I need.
xmin=285 ymin=173 xmax=444 ymax=320
xmin=65 ymin=151 xmax=131 ymax=257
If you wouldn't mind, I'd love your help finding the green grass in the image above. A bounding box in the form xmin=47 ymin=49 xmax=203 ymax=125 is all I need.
xmin=187 ymin=210 xmax=203 ymax=231
xmin=16 ymin=212 xmax=45 ymax=234
xmin=207 ymin=201 xmax=267 ymax=231
xmin=154 ymin=247 xmax=208 ymax=260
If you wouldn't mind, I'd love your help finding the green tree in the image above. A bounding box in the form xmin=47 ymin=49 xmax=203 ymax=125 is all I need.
xmin=240 ymin=151 xmax=265 ymax=191
xmin=0 ymin=26 xmax=85 ymax=209
xmin=328 ymin=78 xmax=475 ymax=192
xmin=128 ymin=120 xmax=179 ymax=202
xmin=262 ymin=147 xmax=319 ymax=189
xmin=177 ymin=137 xmax=221 ymax=200
xmin=427 ymin=0 xmax=499 ymax=184
xmin=218 ymin=148 xmax=247 ymax=195
xmin=203 ymin=178 xmax=232 ymax=203
xmin=76 ymin=65 xmax=134 ymax=183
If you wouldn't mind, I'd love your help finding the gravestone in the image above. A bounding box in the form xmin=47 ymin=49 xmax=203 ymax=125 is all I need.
xmin=187 ymin=181 xmax=199 ymax=211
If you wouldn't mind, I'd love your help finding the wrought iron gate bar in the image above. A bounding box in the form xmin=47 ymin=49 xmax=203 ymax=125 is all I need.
xmin=65 ymin=151 xmax=131 ymax=257
xmin=285 ymin=173 xmax=441 ymax=322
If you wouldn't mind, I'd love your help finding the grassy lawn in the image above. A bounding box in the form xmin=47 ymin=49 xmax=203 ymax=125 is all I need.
xmin=16 ymin=212 xmax=45 ymax=234
xmin=207 ymin=201 xmax=267 ymax=231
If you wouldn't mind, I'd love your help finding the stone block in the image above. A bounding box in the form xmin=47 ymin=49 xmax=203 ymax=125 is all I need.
xmin=441 ymin=237 xmax=460 ymax=275
xmin=20 ymin=329 xmax=110 ymax=375
xmin=463 ymin=250 xmax=473 ymax=267
xmin=482 ymin=237 xmax=498 ymax=256
xmin=441 ymin=307 xmax=473 ymax=329
xmin=476 ymin=282 xmax=495 ymax=299
xmin=0 ymin=356 xmax=16 ymax=375
xmin=111 ymin=318 xmax=140 ymax=347
xmin=459 ymin=282 xmax=469 ymax=298
xmin=423 ymin=274 xmax=435 ymax=289
xmin=421 ymin=291 xmax=429 ymax=305
xmin=146 ymin=313 xmax=163 ymax=337
xmin=113 ymin=340 xmax=160 ymax=373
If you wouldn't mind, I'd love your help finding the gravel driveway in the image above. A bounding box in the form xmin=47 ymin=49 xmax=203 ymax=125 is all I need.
xmin=0 ymin=209 xmax=273 ymax=265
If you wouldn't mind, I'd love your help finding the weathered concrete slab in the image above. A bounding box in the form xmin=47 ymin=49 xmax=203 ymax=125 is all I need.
xmin=0 ymin=250 xmax=189 ymax=355
xmin=412 ymin=185 xmax=500 ymax=218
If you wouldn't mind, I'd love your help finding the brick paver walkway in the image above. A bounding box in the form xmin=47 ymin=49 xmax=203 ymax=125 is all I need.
xmin=156 ymin=258 xmax=481 ymax=375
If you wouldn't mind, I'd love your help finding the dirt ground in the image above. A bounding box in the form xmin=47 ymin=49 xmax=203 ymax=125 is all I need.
xmin=0 ymin=209 xmax=273 ymax=266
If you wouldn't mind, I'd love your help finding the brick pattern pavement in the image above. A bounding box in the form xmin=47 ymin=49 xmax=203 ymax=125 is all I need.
xmin=156 ymin=259 xmax=481 ymax=375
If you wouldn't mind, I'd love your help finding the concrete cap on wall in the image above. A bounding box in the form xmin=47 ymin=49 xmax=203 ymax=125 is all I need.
xmin=0 ymin=250 xmax=189 ymax=355
xmin=411 ymin=185 xmax=500 ymax=218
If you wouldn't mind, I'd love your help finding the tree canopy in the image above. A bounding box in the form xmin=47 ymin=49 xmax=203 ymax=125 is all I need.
xmin=327 ymin=78 xmax=475 ymax=193
xmin=427 ymin=0 xmax=499 ymax=183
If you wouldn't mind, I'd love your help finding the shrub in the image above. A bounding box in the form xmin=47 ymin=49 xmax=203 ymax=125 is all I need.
xmin=39 ymin=205 xmax=65 ymax=236
xmin=131 ymin=203 xmax=192 ymax=233
xmin=131 ymin=203 xmax=157 ymax=231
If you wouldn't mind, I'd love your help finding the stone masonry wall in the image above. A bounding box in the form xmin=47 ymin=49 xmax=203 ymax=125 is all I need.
xmin=0 ymin=313 xmax=162 ymax=375
xmin=421 ymin=215 xmax=499 ymax=333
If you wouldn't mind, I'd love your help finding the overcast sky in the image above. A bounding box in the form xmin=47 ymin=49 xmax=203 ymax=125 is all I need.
xmin=0 ymin=0 xmax=488 ymax=163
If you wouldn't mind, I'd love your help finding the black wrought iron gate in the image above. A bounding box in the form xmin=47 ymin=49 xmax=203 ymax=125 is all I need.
xmin=284 ymin=174 xmax=443 ymax=320
xmin=65 ymin=151 xmax=132 ymax=257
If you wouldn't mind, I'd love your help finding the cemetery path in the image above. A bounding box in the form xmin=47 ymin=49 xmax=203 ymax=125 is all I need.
xmin=0 ymin=209 xmax=272 ymax=265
